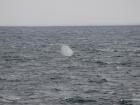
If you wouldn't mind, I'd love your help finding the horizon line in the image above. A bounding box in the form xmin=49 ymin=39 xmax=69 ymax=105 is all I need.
xmin=0 ymin=24 xmax=140 ymax=27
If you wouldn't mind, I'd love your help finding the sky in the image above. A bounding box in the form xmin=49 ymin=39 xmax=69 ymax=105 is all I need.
xmin=0 ymin=0 xmax=140 ymax=26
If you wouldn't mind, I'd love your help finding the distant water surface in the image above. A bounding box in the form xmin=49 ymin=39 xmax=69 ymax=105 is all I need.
xmin=0 ymin=26 xmax=140 ymax=105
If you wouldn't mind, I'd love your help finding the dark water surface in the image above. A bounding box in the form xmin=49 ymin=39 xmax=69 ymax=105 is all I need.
xmin=0 ymin=26 xmax=140 ymax=105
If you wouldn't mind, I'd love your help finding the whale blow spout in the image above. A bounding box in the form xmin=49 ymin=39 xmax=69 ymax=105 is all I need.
xmin=61 ymin=45 xmax=74 ymax=57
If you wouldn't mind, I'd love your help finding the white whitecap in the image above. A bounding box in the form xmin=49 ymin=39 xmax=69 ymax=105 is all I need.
xmin=61 ymin=45 xmax=74 ymax=57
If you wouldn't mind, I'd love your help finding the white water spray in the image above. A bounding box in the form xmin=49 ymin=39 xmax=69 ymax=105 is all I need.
xmin=60 ymin=44 xmax=74 ymax=57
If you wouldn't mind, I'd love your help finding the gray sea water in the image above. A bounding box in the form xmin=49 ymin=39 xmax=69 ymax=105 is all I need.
xmin=0 ymin=26 xmax=140 ymax=105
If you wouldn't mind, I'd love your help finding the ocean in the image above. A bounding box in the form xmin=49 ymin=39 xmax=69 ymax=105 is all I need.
xmin=0 ymin=26 xmax=140 ymax=105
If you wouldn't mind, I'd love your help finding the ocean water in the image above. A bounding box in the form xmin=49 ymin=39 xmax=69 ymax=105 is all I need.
xmin=0 ymin=26 xmax=140 ymax=105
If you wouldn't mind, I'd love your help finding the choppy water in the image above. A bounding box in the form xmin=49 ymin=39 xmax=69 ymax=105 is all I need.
xmin=0 ymin=26 xmax=140 ymax=105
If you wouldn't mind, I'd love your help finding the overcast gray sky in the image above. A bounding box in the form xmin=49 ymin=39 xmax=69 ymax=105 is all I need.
xmin=0 ymin=0 xmax=140 ymax=26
